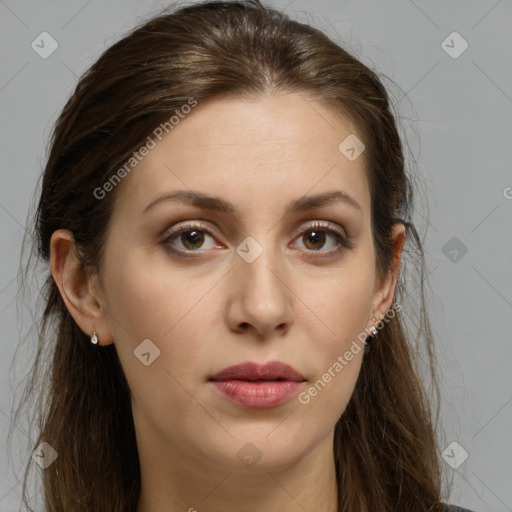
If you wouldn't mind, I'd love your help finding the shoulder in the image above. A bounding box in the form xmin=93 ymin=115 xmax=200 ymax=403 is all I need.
xmin=444 ymin=504 xmax=476 ymax=512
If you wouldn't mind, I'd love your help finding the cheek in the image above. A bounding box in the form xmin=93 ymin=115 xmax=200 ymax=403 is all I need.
xmin=104 ymin=249 xmax=208 ymax=338
xmin=103 ymin=256 xmax=219 ymax=383
xmin=292 ymin=264 xmax=373 ymax=419
xmin=299 ymin=262 xmax=374 ymax=345
xmin=297 ymin=351 xmax=363 ymax=440
xmin=295 ymin=290 xmax=369 ymax=431
xmin=104 ymin=264 xmax=214 ymax=430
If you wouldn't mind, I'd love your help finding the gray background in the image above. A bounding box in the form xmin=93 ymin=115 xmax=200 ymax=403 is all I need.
xmin=1 ymin=0 xmax=511 ymax=510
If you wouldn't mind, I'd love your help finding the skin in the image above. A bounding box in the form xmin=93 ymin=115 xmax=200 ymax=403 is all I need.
xmin=50 ymin=92 xmax=405 ymax=512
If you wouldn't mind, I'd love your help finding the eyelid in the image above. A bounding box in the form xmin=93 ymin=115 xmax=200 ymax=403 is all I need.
xmin=290 ymin=220 xmax=348 ymax=242
xmin=162 ymin=220 xmax=219 ymax=241
xmin=162 ymin=220 xmax=224 ymax=254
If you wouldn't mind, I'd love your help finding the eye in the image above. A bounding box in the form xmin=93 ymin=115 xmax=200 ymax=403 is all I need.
xmin=291 ymin=221 xmax=353 ymax=254
xmin=162 ymin=222 xmax=220 ymax=255
xmin=162 ymin=220 xmax=353 ymax=258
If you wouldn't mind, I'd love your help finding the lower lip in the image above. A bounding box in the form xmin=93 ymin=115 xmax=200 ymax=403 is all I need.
xmin=209 ymin=380 xmax=305 ymax=409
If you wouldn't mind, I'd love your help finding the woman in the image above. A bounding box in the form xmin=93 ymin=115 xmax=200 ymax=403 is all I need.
xmin=11 ymin=0 xmax=476 ymax=510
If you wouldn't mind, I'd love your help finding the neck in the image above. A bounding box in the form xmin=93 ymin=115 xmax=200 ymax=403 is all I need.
xmin=135 ymin=429 xmax=339 ymax=512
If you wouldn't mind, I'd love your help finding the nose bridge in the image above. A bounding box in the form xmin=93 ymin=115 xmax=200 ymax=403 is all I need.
xmin=231 ymin=231 xmax=292 ymax=333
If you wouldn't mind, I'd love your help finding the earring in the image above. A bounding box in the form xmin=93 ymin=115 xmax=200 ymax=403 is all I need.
xmin=90 ymin=330 xmax=99 ymax=345
xmin=364 ymin=319 xmax=378 ymax=354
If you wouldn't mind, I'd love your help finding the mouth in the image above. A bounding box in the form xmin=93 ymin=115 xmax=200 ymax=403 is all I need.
xmin=208 ymin=361 xmax=306 ymax=409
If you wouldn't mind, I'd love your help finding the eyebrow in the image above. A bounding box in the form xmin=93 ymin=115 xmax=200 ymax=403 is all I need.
xmin=142 ymin=189 xmax=362 ymax=216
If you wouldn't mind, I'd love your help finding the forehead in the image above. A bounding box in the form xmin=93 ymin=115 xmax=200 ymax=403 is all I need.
xmin=112 ymin=93 xmax=371 ymax=220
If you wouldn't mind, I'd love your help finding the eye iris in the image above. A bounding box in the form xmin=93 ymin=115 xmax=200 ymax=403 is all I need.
xmin=181 ymin=230 xmax=204 ymax=250
xmin=304 ymin=229 xmax=326 ymax=250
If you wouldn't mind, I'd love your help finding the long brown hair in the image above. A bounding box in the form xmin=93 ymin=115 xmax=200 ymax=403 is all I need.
xmin=10 ymin=1 xmax=452 ymax=510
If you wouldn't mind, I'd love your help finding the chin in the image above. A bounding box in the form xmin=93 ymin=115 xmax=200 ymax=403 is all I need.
xmin=195 ymin=427 xmax=317 ymax=473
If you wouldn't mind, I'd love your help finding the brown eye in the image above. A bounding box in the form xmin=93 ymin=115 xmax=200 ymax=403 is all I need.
xmin=302 ymin=229 xmax=328 ymax=250
xmin=293 ymin=221 xmax=352 ymax=253
xmin=163 ymin=222 xmax=219 ymax=254
xmin=179 ymin=229 xmax=205 ymax=250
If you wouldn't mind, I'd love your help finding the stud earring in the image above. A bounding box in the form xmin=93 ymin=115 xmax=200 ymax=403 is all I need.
xmin=90 ymin=330 xmax=99 ymax=345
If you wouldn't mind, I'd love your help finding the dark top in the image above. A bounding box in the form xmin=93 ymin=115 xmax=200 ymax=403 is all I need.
xmin=446 ymin=505 xmax=476 ymax=512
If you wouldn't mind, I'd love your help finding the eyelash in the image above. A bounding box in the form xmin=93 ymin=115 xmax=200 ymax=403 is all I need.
xmin=161 ymin=220 xmax=353 ymax=258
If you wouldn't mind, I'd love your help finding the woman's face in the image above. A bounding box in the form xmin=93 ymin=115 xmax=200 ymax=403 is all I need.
xmin=89 ymin=93 xmax=403 ymax=473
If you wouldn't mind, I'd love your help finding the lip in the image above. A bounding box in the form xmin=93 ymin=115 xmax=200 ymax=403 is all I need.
xmin=209 ymin=361 xmax=306 ymax=409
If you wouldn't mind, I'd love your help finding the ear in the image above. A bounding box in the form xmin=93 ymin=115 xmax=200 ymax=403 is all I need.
xmin=49 ymin=229 xmax=114 ymax=346
xmin=369 ymin=222 xmax=406 ymax=324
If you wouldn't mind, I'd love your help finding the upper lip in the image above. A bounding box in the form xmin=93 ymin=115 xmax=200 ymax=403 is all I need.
xmin=209 ymin=361 xmax=306 ymax=382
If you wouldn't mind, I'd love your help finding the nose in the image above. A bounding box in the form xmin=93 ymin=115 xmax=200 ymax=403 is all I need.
xmin=225 ymin=242 xmax=293 ymax=340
